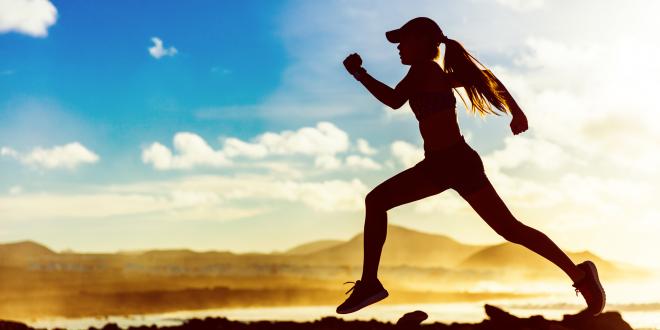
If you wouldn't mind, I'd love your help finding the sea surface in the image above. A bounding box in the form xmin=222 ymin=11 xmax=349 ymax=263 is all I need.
xmin=21 ymin=279 xmax=660 ymax=330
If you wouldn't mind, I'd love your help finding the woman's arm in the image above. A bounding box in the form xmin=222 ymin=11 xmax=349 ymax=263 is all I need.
xmin=355 ymin=70 xmax=412 ymax=109
xmin=449 ymin=70 xmax=524 ymax=116
xmin=484 ymin=71 xmax=528 ymax=134
xmin=482 ymin=70 xmax=524 ymax=116
xmin=483 ymin=70 xmax=528 ymax=134
xmin=449 ymin=69 xmax=528 ymax=135
xmin=343 ymin=53 xmax=416 ymax=109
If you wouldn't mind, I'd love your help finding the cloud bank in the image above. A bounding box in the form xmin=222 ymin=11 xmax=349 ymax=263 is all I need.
xmin=0 ymin=0 xmax=57 ymax=37
xmin=1 ymin=142 xmax=99 ymax=170
xmin=142 ymin=122 xmax=382 ymax=172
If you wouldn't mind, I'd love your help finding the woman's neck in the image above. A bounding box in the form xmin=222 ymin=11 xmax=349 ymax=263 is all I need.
xmin=410 ymin=59 xmax=437 ymax=67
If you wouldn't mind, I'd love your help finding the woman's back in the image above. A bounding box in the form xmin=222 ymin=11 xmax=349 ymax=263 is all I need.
xmin=407 ymin=62 xmax=463 ymax=152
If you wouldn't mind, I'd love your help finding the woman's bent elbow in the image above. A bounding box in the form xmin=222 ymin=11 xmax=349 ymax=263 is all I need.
xmin=389 ymin=100 xmax=406 ymax=110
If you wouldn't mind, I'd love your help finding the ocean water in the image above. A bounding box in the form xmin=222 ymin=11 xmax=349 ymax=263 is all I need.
xmin=22 ymin=279 xmax=660 ymax=330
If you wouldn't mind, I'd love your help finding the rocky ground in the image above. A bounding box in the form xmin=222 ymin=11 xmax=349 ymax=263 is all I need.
xmin=0 ymin=305 xmax=634 ymax=330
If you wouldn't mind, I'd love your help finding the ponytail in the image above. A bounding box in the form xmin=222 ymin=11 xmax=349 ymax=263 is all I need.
xmin=442 ymin=38 xmax=510 ymax=117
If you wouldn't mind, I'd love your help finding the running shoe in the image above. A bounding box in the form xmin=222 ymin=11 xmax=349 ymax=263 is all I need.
xmin=573 ymin=260 xmax=606 ymax=316
xmin=336 ymin=278 xmax=389 ymax=314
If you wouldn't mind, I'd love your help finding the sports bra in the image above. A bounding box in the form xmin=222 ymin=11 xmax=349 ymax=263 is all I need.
xmin=408 ymin=88 xmax=456 ymax=121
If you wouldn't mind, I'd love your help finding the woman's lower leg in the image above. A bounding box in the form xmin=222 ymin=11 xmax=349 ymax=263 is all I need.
xmin=509 ymin=223 xmax=586 ymax=283
xmin=355 ymin=164 xmax=445 ymax=284
xmin=361 ymin=207 xmax=387 ymax=282
xmin=463 ymin=183 xmax=587 ymax=285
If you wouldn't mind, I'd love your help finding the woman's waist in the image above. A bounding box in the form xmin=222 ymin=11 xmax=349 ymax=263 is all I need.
xmin=411 ymin=104 xmax=455 ymax=120
xmin=422 ymin=134 xmax=470 ymax=156
xmin=419 ymin=116 xmax=460 ymax=141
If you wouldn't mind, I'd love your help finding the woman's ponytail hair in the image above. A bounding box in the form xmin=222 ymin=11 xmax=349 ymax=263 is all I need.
xmin=442 ymin=37 xmax=510 ymax=117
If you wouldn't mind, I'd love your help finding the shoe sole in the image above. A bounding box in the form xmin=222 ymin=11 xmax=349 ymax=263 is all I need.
xmin=583 ymin=260 xmax=606 ymax=316
xmin=336 ymin=289 xmax=389 ymax=314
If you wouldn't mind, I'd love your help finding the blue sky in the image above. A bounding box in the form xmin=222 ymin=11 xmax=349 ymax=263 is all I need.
xmin=1 ymin=0 xmax=287 ymax=181
xmin=1 ymin=0 xmax=659 ymax=270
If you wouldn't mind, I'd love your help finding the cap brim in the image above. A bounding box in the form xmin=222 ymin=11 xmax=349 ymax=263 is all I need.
xmin=385 ymin=29 xmax=401 ymax=43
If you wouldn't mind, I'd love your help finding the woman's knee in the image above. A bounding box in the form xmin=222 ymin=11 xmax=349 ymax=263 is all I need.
xmin=496 ymin=218 xmax=529 ymax=244
xmin=365 ymin=189 xmax=389 ymax=211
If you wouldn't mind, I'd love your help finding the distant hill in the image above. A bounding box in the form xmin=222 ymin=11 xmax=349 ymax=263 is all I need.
xmin=0 ymin=240 xmax=55 ymax=256
xmin=457 ymin=242 xmax=650 ymax=280
xmin=299 ymin=225 xmax=488 ymax=268
xmin=283 ymin=239 xmax=344 ymax=255
xmin=0 ymin=240 xmax=56 ymax=266
xmin=0 ymin=225 xmax=652 ymax=280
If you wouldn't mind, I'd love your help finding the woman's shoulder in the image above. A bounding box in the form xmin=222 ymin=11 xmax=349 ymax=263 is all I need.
xmin=409 ymin=61 xmax=441 ymax=75
xmin=408 ymin=62 xmax=453 ymax=91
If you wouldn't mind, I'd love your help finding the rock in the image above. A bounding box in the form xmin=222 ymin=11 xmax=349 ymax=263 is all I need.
xmin=0 ymin=321 xmax=30 ymax=330
xmin=484 ymin=304 xmax=520 ymax=324
xmin=483 ymin=304 xmax=634 ymax=330
xmin=481 ymin=304 xmax=556 ymax=329
xmin=100 ymin=323 xmax=121 ymax=330
xmin=561 ymin=309 xmax=634 ymax=330
xmin=396 ymin=310 xmax=428 ymax=328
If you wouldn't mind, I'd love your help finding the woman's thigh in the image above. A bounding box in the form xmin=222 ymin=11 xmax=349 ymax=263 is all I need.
xmin=367 ymin=161 xmax=449 ymax=211
xmin=461 ymin=179 xmax=524 ymax=237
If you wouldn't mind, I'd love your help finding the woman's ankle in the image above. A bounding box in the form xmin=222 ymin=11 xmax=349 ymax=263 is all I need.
xmin=360 ymin=274 xmax=378 ymax=283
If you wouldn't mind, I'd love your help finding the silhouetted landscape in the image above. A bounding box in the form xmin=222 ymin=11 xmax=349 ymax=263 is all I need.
xmin=0 ymin=225 xmax=653 ymax=323
xmin=0 ymin=304 xmax=636 ymax=330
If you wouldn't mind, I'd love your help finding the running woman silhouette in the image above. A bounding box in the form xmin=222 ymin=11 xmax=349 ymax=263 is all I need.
xmin=337 ymin=17 xmax=606 ymax=316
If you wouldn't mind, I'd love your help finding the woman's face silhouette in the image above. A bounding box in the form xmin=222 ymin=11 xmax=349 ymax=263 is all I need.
xmin=397 ymin=36 xmax=431 ymax=65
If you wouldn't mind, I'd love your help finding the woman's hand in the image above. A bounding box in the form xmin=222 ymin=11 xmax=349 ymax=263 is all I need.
xmin=510 ymin=110 xmax=528 ymax=135
xmin=343 ymin=53 xmax=363 ymax=75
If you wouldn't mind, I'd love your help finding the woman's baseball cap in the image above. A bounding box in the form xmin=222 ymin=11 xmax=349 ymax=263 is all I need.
xmin=385 ymin=17 xmax=444 ymax=44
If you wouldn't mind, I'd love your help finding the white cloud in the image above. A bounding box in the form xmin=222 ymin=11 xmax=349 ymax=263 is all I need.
xmin=488 ymin=34 xmax=660 ymax=178
xmin=272 ymin=178 xmax=368 ymax=211
xmin=1 ymin=142 xmax=99 ymax=170
xmin=144 ymin=122 xmax=355 ymax=171
xmin=0 ymin=174 xmax=369 ymax=222
xmin=223 ymin=121 xmax=350 ymax=158
xmin=222 ymin=138 xmax=268 ymax=158
xmin=142 ymin=132 xmax=230 ymax=170
xmin=246 ymin=121 xmax=349 ymax=156
xmin=0 ymin=0 xmax=57 ymax=37
xmin=356 ymin=138 xmax=377 ymax=155
xmin=482 ymin=136 xmax=573 ymax=172
xmin=314 ymin=155 xmax=342 ymax=170
xmin=148 ymin=37 xmax=178 ymax=59
xmin=0 ymin=190 xmax=257 ymax=222
xmin=390 ymin=140 xmax=423 ymax=168
xmin=345 ymin=155 xmax=381 ymax=170
xmin=382 ymin=103 xmax=412 ymax=121
xmin=24 ymin=143 xmax=99 ymax=169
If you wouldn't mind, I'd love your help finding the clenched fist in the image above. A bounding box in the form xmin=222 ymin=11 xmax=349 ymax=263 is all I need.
xmin=343 ymin=53 xmax=363 ymax=75
xmin=510 ymin=111 xmax=528 ymax=135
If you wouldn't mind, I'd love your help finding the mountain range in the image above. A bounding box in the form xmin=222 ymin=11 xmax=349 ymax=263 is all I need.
xmin=0 ymin=224 xmax=651 ymax=281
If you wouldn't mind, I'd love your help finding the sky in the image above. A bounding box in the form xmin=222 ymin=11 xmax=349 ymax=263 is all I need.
xmin=0 ymin=0 xmax=658 ymax=270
